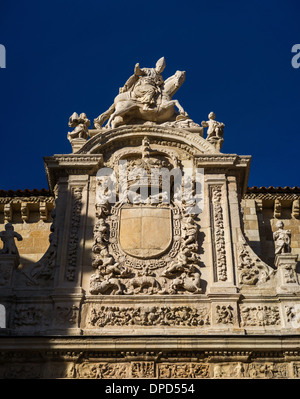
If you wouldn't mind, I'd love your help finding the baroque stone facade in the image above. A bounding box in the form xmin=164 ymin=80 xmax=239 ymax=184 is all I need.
xmin=1 ymin=58 xmax=300 ymax=379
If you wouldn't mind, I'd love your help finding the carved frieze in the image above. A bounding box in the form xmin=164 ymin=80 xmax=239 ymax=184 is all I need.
xmin=13 ymin=304 xmax=51 ymax=329
xmin=76 ymin=362 xmax=128 ymax=379
xmin=213 ymin=362 xmax=287 ymax=379
xmin=240 ymin=305 xmax=281 ymax=327
xmin=87 ymin=305 xmax=210 ymax=328
xmin=158 ymin=363 xmax=210 ymax=378
xmin=131 ymin=361 xmax=155 ymax=378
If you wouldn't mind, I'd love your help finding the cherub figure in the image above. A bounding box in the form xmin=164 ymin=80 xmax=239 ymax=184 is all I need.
xmin=67 ymin=112 xmax=90 ymax=140
xmin=201 ymin=112 xmax=225 ymax=150
xmin=0 ymin=223 xmax=23 ymax=256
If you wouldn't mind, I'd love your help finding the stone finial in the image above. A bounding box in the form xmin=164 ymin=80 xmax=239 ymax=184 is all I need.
xmin=273 ymin=221 xmax=291 ymax=255
xmin=0 ymin=223 xmax=23 ymax=257
xmin=201 ymin=112 xmax=225 ymax=151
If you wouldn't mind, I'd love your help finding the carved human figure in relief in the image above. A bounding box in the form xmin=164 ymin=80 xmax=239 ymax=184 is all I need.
xmin=119 ymin=57 xmax=166 ymax=111
xmin=201 ymin=112 xmax=225 ymax=150
xmin=0 ymin=223 xmax=23 ymax=256
xmin=67 ymin=112 xmax=90 ymax=141
xmin=273 ymin=221 xmax=291 ymax=255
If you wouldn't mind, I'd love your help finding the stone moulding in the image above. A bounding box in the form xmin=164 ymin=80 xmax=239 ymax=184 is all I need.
xmin=77 ymin=125 xmax=220 ymax=155
xmin=1 ymin=336 xmax=300 ymax=378
xmin=43 ymin=154 xmax=103 ymax=191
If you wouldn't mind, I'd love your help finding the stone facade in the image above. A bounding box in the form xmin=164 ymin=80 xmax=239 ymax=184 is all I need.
xmin=1 ymin=58 xmax=300 ymax=379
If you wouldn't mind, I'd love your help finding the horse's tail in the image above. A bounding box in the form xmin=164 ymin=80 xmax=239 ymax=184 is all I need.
xmin=94 ymin=103 xmax=115 ymax=128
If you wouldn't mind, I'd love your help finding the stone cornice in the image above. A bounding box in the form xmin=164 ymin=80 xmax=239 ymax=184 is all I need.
xmin=43 ymin=154 xmax=103 ymax=191
xmin=1 ymin=336 xmax=300 ymax=352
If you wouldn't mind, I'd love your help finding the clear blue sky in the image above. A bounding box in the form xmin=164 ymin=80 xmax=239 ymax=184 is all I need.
xmin=0 ymin=0 xmax=299 ymax=190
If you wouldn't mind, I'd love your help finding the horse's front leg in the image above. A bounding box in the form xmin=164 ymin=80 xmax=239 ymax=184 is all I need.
xmin=173 ymin=100 xmax=188 ymax=116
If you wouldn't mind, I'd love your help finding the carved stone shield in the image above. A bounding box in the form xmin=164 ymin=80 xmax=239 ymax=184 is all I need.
xmin=119 ymin=206 xmax=172 ymax=258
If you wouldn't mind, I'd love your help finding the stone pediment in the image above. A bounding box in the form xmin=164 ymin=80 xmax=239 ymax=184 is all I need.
xmin=77 ymin=125 xmax=221 ymax=155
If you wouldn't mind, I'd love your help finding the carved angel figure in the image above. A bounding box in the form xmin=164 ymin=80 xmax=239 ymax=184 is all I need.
xmin=0 ymin=223 xmax=23 ymax=256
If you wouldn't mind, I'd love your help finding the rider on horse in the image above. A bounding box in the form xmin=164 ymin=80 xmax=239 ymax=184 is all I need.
xmin=119 ymin=57 xmax=166 ymax=111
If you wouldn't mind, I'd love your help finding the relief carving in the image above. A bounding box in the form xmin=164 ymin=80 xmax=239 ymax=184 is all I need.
xmin=54 ymin=305 xmax=79 ymax=327
xmin=90 ymin=142 xmax=203 ymax=295
xmin=237 ymin=243 xmax=272 ymax=286
xmin=87 ymin=305 xmax=210 ymax=327
xmin=240 ymin=305 xmax=281 ymax=327
xmin=131 ymin=361 xmax=154 ymax=378
xmin=76 ymin=362 xmax=128 ymax=379
xmin=158 ymin=363 xmax=210 ymax=378
xmin=215 ymin=305 xmax=234 ymax=324
xmin=66 ymin=187 xmax=83 ymax=281
xmin=213 ymin=362 xmax=287 ymax=379
xmin=236 ymin=229 xmax=274 ymax=287
xmin=210 ymin=186 xmax=227 ymax=281
xmin=13 ymin=305 xmax=51 ymax=328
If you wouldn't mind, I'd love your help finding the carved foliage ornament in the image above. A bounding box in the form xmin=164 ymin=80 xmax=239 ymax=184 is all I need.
xmin=210 ymin=186 xmax=227 ymax=282
xmin=66 ymin=187 xmax=83 ymax=281
xmin=87 ymin=305 xmax=210 ymax=327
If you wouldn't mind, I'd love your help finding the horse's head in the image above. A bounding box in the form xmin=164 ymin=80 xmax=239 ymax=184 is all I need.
xmin=162 ymin=70 xmax=186 ymax=98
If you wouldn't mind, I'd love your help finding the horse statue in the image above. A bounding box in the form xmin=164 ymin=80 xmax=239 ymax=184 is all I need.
xmin=94 ymin=70 xmax=188 ymax=129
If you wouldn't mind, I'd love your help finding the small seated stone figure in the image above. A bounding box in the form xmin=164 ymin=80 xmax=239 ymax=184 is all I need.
xmin=67 ymin=112 xmax=90 ymax=141
xmin=201 ymin=112 xmax=225 ymax=150
xmin=273 ymin=221 xmax=291 ymax=255
xmin=0 ymin=223 xmax=23 ymax=257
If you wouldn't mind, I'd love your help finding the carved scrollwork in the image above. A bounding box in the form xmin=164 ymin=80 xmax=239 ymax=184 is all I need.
xmin=237 ymin=233 xmax=274 ymax=286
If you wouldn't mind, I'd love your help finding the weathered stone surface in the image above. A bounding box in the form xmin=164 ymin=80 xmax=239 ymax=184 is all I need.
xmin=0 ymin=59 xmax=300 ymax=379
